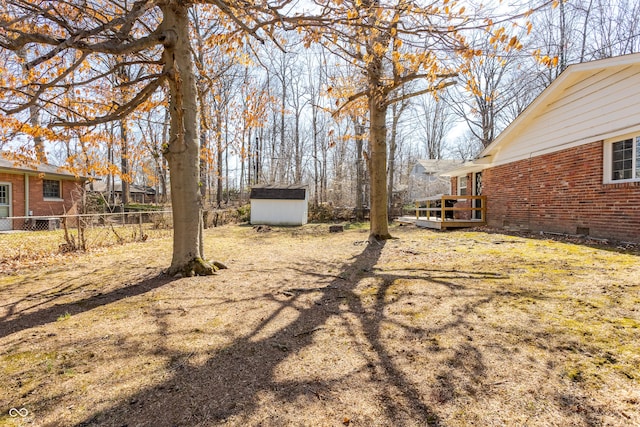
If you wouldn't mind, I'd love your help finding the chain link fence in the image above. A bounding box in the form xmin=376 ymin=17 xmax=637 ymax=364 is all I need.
xmin=0 ymin=210 xmax=173 ymax=257
xmin=0 ymin=206 xmax=250 ymax=272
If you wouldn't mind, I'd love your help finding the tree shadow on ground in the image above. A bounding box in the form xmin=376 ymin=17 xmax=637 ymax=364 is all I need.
xmin=72 ymin=241 xmax=517 ymax=427
xmin=0 ymin=274 xmax=175 ymax=339
xmin=73 ymin=242 xmax=438 ymax=426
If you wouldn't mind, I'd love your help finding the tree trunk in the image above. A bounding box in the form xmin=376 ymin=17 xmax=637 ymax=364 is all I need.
xmin=353 ymin=118 xmax=365 ymax=221
xmin=279 ymin=70 xmax=287 ymax=183
xmin=387 ymin=102 xmax=400 ymax=216
xmin=312 ymin=102 xmax=320 ymax=207
xmin=240 ymin=131 xmax=245 ymax=199
xmin=120 ymin=121 xmax=130 ymax=205
xmin=368 ymin=97 xmax=391 ymax=241
xmin=216 ymin=108 xmax=223 ymax=207
xmin=199 ymin=131 xmax=208 ymax=201
xmin=294 ymin=108 xmax=302 ymax=183
xmin=256 ymin=131 xmax=262 ymax=184
xmin=160 ymin=2 xmax=216 ymax=276
xmin=17 ymin=49 xmax=44 ymax=157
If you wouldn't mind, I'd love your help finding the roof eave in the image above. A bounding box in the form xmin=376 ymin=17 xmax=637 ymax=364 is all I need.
xmin=479 ymin=53 xmax=640 ymax=159
xmin=439 ymin=161 xmax=489 ymax=177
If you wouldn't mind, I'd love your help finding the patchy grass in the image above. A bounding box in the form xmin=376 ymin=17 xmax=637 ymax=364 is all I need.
xmin=0 ymin=224 xmax=172 ymax=274
xmin=0 ymin=224 xmax=639 ymax=426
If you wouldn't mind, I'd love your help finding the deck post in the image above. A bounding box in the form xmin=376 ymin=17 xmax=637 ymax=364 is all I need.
xmin=481 ymin=196 xmax=486 ymax=222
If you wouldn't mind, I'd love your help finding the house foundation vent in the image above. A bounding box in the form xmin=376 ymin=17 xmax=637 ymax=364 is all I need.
xmin=576 ymin=227 xmax=590 ymax=236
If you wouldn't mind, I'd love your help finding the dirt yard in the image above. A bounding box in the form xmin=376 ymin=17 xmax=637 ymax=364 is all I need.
xmin=1 ymin=223 xmax=639 ymax=426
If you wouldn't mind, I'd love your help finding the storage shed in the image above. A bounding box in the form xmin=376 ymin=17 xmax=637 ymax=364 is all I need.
xmin=249 ymin=185 xmax=308 ymax=226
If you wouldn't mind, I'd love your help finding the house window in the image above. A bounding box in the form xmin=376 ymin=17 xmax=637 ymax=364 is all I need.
xmin=458 ymin=176 xmax=468 ymax=195
xmin=607 ymin=136 xmax=640 ymax=182
xmin=0 ymin=184 xmax=7 ymax=205
xmin=43 ymin=179 xmax=61 ymax=199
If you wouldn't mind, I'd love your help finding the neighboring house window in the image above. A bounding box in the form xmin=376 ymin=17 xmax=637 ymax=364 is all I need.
xmin=605 ymin=136 xmax=640 ymax=182
xmin=43 ymin=179 xmax=61 ymax=199
xmin=0 ymin=184 xmax=8 ymax=205
xmin=458 ymin=176 xmax=468 ymax=195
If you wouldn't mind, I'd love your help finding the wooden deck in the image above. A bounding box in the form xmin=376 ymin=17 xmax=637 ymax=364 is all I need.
xmin=397 ymin=215 xmax=486 ymax=230
xmin=399 ymin=195 xmax=487 ymax=230
xmin=416 ymin=217 xmax=485 ymax=230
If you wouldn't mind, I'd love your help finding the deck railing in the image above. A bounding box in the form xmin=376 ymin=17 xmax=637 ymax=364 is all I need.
xmin=414 ymin=195 xmax=487 ymax=223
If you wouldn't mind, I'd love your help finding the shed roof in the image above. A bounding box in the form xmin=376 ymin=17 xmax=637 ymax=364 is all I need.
xmin=250 ymin=185 xmax=307 ymax=200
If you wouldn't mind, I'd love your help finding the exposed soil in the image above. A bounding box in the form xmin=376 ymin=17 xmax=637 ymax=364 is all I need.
xmin=1 ymin=223 xmax=639 ymax=426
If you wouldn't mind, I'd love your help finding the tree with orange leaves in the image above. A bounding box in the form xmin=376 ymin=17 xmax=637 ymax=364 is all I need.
xmin=298 ymin=0 xmax=557 ymax=241
xmin=0 ymin=1 xmax=290 ymax=276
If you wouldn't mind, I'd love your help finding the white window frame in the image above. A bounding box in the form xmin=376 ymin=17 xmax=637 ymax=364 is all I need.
xmin=0 ymin=182 xmax=10 ymax=206
xmin=42 ymin=178 xmax=63 ymax=200
xmin=458 ymin=176 xmax=468 ymax=196
xmin=603 ymin=134 xmax=640 ymax=184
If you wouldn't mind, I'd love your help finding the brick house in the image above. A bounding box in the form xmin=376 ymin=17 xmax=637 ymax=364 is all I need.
xmin=443 ymin=53 xmax=640 ymax=243
xmin=0 ymin=156 xmax=86 ymax=231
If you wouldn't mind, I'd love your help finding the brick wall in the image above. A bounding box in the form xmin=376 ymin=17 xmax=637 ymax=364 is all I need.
xmin=28 ymin=177 xmax=82 ymax=216
xmin=0 ymin=172 xmax=82 ymax=230
xmin=482 ymin=140 xmax=640 ymax=242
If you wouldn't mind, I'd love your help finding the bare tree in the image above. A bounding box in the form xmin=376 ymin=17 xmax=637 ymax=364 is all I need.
xmin=446 ymin=43 xmax=520 ymax=148
xmin=387 ymin=95 xmax=409 ymax=214
xmin=0 ymin=1 xmax=286 ymax=275
xmin=413 ymin=94 xmax=454 ymax=159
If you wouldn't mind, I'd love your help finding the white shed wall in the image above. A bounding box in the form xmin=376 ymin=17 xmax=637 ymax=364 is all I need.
xmin=250 ymin=199 xmax=308 ymax=226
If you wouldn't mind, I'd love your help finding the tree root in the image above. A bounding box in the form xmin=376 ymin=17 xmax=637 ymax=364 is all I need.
xmin=368 ymin=233 xmax=393 ymax=243
xmin=168 ymin=257 xmax=228 ymax=277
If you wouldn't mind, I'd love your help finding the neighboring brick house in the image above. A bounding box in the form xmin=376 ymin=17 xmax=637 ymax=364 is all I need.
xmin=88 ymin=181 xmax=157 ymax=204
xmin=443 ymin=53 xmax=640 ymax=243
xmin=0 ymin=156 xmax=85 ymax=231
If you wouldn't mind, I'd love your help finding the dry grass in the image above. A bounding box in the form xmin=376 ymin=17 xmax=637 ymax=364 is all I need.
xmin=0 ymin=224 xmax=172 ymax=274
xmin=0 ymin=223 xmax=639 ymax=426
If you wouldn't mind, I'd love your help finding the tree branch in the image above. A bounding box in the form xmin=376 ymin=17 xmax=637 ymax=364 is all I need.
xmin=50 ymin=74 xmax=166 ymax=128
xmin=384 ymin=80 xmax=457 ymax=107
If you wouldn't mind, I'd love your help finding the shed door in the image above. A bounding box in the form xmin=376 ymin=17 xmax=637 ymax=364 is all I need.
xmin=0 ymin=183 xmax=11 ymax=231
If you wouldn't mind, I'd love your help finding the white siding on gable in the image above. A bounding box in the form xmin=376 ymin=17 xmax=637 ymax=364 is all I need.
xmin=490 ymin=64 xmax=640 ymax=166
